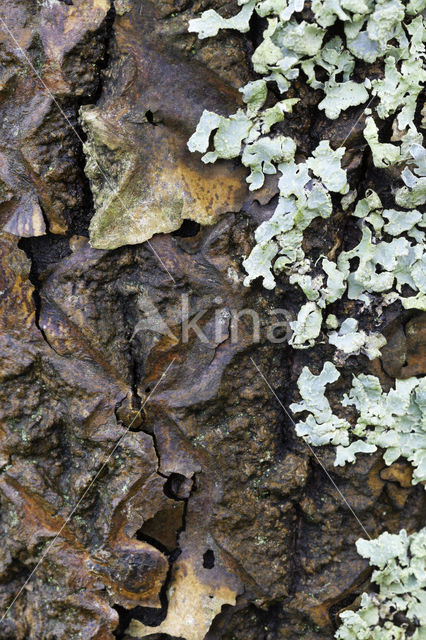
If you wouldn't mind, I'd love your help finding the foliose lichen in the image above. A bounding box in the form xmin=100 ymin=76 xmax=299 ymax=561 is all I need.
xmin=187 ymin=2 xmax=426 ymax=634
xmin=291 ymin=361 xmax=426 ymax=483
xmin=188 ymin=0 xmax=426 ymax=349
xmin=335 ymin=527 xmax=426 ymax=640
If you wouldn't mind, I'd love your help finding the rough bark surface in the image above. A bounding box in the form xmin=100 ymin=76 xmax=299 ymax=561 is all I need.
xmin=0 ymin=1 xmax=424 ymax=639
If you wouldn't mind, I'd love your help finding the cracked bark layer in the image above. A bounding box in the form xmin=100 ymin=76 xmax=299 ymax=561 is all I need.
xmin=0 ymin=1 xmax=425 ymax=640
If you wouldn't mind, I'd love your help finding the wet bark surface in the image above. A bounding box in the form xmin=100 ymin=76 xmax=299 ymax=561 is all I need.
xmin=0 ymin=1 xmax=424 ymax=639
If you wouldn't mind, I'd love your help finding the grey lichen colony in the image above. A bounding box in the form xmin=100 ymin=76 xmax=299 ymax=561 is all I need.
xmin=336 ymin=527 xmax=426 ymax=639
xmin=188 ymin=0 xmax=426 ymax=636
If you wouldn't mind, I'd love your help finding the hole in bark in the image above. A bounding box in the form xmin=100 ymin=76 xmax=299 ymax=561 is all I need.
xmin=113 ymin=604 xmax=168 ymax=637
xmin=145 ymin=110 xmax=157 ymax=125
xmin=135 ymin=531 xmax=170 ymax=556
xmin=172 ymin=220 xmax=201 ymax=237
xmin=163 ymin=473 xmax=187 ymax=500
xmin=203 ymin=549 xmax=215 ymax=569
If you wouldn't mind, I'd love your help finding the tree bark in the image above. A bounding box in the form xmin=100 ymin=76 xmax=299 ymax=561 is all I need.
xmin=0 ymin=1 xmax=424 ymax=639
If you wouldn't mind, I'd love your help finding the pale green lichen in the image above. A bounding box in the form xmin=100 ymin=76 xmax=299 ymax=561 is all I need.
xmin=372 ymin=16 xmax=426 ymax=129
xmin=325 ymin=314 xmax=339 ymax=329
xmin=341 ymin=188 xmax=358 ymax=211
xmin=192 ymin=109 xmax=253 ymax=162
xmin=352 ymin=189 xmax=384 ymax=234
xmin=241 ymin=240 xmax=279 ymax=290
xmin=290 ymin=361 xmax=351 ymax=446
xmin=319 ymin=79 xmax=369 ymax=120
xmin=187 ymin=110 xmax=223 ymax=154
xmin=242 ymin=135 xmax=296 ymax=189
xmin=266 ymin=176 xmax=426 ymax=339
xmin=187 ymin=103 xmax=299 ymax=191
xmin=383 ymin=208 xmax=424 ymax=240
xmin=335 ymin=528 xmax=426 ymax=640
xmin=346 ymin=187 xmax=426 ymax=308
xmin=395 ymin=142 xmax=426 ymax=209
xmin=292 ymin=362 xmax=426 ymax=484
xmin=337 ymin=226 xmax=426 ymax=310
xmin=364 ymin=118 xmax=423 ymax=169
xmin=242 ymin=143 xmax=346 ymax=293
xmin=188 ymin=0 xmax=256 ymax=38
xmin=288 ymin=257 xmax=347 ymax=311
xmin=321 ymin=258 xmax=347 ymax=305
xmin=334 ymin=439 xmax=377 ymax=466
xmin=328 ymin=318 xmax=387 ymax=360
xmin=289 ymin=301 xmax=323 ymax=349
xmin=240 ymin=79 xmax=268 ymax=116
xmin=189 ymin=0 xmax=425 ymax=124
xmin=306 ymin=141 xmax=349 ymax=194
xmin=185 ymin=6 xmax=426 ymax=636
xmin=341 ymin=375 xmax=426 ymax=484
xmin=188 ymin=0 xmax=426 ymax=348
xmin=313 ymin=0 xmax=371 ymax=28
xmin=188 ymin=0 xmax=426 ymax=473
xmin=289 ymin=259 xmax=324 ymax=301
